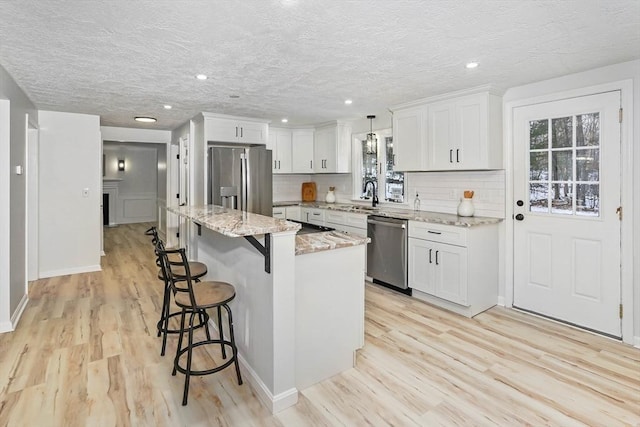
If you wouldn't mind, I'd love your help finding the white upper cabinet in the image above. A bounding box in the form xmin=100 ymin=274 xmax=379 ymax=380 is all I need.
xmin=314 ymin=122 xmax=351 ymax=173
xmin=267 ymin=128 xmax=293 ymax=174
xmin=392 ymin=106 xmax=428 ymax=171
xmin=391 ymin=87 xmax=502 ymax=172
xmin=203 ymin=113 xmax=269 ymax=144
xmin=291 ymin=129 xmax=315 ymax=173
xmin=427 ymin=92 xmax=502 ymax=170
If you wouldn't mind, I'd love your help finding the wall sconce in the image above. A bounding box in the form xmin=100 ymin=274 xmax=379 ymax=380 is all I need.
xmin=118 ymin=159 xmax=125 ymax=171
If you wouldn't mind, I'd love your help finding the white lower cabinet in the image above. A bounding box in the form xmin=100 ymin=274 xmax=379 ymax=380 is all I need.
xmin=408 ymin=221 xmax=497 ymax=317
xmin=273 ymin=207 xmax=286 ymax=219
xmin=325 ymin=211 xmax=367 ymax=236
xmin=285 ymin=206 xmax=301 ymax=221
xmin=301 ymin=207 xmax=325 ymax=225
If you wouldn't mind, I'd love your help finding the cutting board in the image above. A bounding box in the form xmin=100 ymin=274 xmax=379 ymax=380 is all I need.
xmin=301 ymin=182 xmax=317 ymax=202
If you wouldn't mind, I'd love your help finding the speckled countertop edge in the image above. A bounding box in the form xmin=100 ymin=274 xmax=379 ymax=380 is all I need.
xmin=295 ymin=231 xmax=369 ymax=256
xmin=273 ymin=201 xmax=503 ymax=227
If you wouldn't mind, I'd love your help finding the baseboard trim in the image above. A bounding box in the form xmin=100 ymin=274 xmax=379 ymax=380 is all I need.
xmin=205 ymin=318 xmax=299 ymax=413
xmin=39 ymin=264 xmax=102 ymax=278
xmin=497 ymin=296 xmax=506 ymax=307
xmin=10 ymin=293 xmax=29 ymax=330
xmin=0 ymin=321 xmax=13 ymax=334
xmin=237 ymin=353 xmax=298 ymax=414
xmin=634 ymin=336 xmax=640 ymax=349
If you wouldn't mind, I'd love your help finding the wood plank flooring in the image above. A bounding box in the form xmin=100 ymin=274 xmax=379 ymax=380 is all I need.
xmin=1 ymin=222 xmax=638 ymax=426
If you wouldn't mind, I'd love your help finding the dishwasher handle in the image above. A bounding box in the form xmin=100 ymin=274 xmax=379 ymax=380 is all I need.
xmin=367 ymin=218 xmax=406 ymax=229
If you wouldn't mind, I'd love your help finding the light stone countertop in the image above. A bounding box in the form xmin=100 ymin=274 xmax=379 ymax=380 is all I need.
xmin=166 ymin=205 xmax=369 ymax=255
xmin=273 ymin=201 xmax=503 ymax=227
xmin=168 ymin=205 xmax=300 ymax=237
xmin=295 ymin=231 xmax=370 ymax=256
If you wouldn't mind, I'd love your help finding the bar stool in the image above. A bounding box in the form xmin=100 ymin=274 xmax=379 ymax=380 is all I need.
xmin=145 ymin=227 xmax=210 ymax=356
xmin=156 ymin=241 xmax=243 ymax=406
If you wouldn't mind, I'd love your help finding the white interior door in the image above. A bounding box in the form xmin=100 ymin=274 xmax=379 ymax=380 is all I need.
xmin=178 ymin=136 xmax=190 ymax=250
xmin=513 ymin=91 xmax=621 ymax=338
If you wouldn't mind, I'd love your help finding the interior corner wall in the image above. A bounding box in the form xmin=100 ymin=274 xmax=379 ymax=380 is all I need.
xmin=38 ymin=111 xmax=101 ymax=278
xmin=0 ymin=63 xmax=38 ymax=332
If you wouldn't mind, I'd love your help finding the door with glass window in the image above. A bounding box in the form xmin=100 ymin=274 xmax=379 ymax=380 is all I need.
xmin=513 ymin=91 xmax=621 ymax=338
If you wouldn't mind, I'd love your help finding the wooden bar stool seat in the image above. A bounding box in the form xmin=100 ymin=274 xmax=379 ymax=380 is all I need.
xmin=156 ymin=243 xmax=243 ymax=406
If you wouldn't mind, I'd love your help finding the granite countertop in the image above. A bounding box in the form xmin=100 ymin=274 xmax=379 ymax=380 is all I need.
xmin=295 ymin=231 xmax=370 ymax=256
xmin=168 ymin=205 xmax=300 ymax=237
xmin=273 ymin=201 xmax=502 ymax=227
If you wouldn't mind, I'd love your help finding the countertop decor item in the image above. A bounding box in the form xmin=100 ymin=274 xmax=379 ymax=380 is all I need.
xmin=325 ymin=186 xmax=336 ymax=203
xmin=457 ymin=190 xmax=475 ymax=217
xmin=301 ymin=182 xmax=317 ymax=202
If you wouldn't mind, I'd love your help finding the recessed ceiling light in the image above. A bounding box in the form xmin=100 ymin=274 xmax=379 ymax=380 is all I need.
xmin=281 ymin=118 xmax=288 ymax=123
xmin=466 ymin=62 xmax=479 ymax=69
xmin=163 ymin=105 xmax=172 ymax=110
xmin=134 ymin=116 xmax=157 ymax=123
xmin=196 ymin=74 xmax=208 ymax=80
xmin=344 ymin=99 xmax=353 ymax=105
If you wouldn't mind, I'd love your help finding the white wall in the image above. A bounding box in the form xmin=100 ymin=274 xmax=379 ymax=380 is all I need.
xmin=502 ymin=60 xmax=639 ymax=345
xmin=103 ymin=142 xmax=159 ymax=224
xmin=0 ymin=64 xmax=38 ymax=332
xmin=39 ymin=111 xmax=101 ymax=278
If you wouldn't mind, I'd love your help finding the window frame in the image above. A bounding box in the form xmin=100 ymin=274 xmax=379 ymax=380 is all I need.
xmin=351 ymin=128 xmax=408 ymax=206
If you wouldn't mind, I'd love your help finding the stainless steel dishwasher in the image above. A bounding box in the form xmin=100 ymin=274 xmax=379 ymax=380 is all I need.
xmin=366 ymin=215 xmax=410 ymax=295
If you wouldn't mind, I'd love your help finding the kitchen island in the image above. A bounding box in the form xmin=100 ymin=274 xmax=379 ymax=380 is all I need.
xmin=167 ymin=205 xmax=368 ymax=413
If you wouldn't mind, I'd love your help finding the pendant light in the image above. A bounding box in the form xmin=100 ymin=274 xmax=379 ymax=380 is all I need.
xmin=366 ymin=115 xmax=377 ymax=154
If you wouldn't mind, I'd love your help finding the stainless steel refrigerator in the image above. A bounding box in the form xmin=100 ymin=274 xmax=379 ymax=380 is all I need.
xmin=207 ymin=144 xmax=273 ymax=216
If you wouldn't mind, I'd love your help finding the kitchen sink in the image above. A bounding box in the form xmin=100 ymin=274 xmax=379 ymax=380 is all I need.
xmin=348 ymin=205 xmax=379 ymax=212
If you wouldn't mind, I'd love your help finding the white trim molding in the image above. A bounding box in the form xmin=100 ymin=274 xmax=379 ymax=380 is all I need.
xmin=40 ymin=264 xmax=101 ymax=279
xmin=10 ymin=293 xmax=29 ymax=330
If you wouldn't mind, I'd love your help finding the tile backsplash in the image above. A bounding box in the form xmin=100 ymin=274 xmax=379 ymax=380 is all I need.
xmin=273 ymin=170 xmax=505 ymax=219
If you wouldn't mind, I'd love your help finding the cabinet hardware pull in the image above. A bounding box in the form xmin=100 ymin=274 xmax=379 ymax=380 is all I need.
xmin=274 ymin=160 xmax=277 ymax=169
xmin=310 ymin=160 xmax=313 ymax=169
xmin=449 ymin=149 xmax=453 ymax=163
xmin=241 ymin=127 xmax=243 ymax=138
xmin=456 ymin=149 xmax=460 ymax=163
xmin=429 ymin=248 xmax=432 ymax=263
xmin=435 ymin=250 xmax=439 ymax=265
xmin=236 ymin=127 xmax=238 ymax=138
xmin=278 ymin=160 xmax=281 ymax=169
xmin=427 ymin=231 xmax=442 ymax=234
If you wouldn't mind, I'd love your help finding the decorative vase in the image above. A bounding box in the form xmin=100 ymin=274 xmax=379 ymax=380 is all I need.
xmin=325 ymin=189 xmax=336 ymax=203
xmin=457 ymin=197 xmax=475 ymax=217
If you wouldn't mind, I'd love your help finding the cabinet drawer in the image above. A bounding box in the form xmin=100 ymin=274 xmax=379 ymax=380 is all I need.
xmin=273 ymin=208 xmax=285 ymax=219
xmin=345 ymin=212 xmax=367 ymax=229
xmin=325 ymin=211 xmax=346 ymax=225
xmin=408 ymin=221 xmax=467 ymax=246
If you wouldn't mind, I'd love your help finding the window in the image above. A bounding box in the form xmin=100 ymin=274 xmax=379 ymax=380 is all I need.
xmin=353 ymin=129 xmax=404 ymax=203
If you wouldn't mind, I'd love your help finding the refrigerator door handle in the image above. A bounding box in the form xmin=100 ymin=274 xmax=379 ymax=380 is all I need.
xmin=240 ymin=154 xmax=248 ymax=211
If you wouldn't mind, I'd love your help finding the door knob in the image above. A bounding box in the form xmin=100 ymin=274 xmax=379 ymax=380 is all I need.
xmin=515 ymin=213 xmax=524 ymax=221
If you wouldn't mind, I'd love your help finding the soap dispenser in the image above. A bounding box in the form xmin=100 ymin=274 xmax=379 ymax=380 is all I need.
xmin=414 ymin=192 xmax=421 ymax=211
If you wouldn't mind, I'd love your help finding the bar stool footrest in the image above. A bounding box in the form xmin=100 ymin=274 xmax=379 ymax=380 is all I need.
xmin=157 ymin=310 xmax=210 ymax=335
xmin=174 ymin=340 xmax=241 ymax=379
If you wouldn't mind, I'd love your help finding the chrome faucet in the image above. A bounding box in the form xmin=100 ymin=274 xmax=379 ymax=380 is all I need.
xmin=363 ymin=180 xmax=379 ymax=207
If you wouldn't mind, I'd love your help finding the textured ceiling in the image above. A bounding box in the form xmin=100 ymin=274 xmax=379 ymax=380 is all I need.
xmin=0 ymin=0 xmax=638 ymax=130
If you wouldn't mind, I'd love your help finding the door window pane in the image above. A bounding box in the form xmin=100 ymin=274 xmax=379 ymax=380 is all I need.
xmin=530 ymin=119 xmax=549 ymax=149
xmin=530 ymin=152 xmax=548 ymax=180
xmin=576 ymin=148 xmax=599 ymax=182
xmin=552 ymin=117 xmax=572 ymax=148
xmin=576 ymin=113 xmax=599 ymax=147
xmin=552 ymin=151 xmax=572 ymax=181
xmin=576 ymin=184 xmax=599 ymax=216
xmin=529 ymin=183 xmax=549 ymax=212
xmin=551 ymin=183 xmax=573 ymax=215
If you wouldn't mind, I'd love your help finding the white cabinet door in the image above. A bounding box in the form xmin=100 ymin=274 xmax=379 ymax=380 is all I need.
xmin=301 ymin=207 xmax=325 ymax=225
xmin=427 ymin=93 xmax=500 ymax=170
xmin=393 ymin=107 xmax=427 ymax=171
xmin=238 ymin=120 xmax=267 ymax=144
xmin=408 ymin=237 xmax=435 ymax=294
xmin=313 ymin=123 xmax=351 ymax=173
xmin=206 ymin=117 xmax=268 ymax=144
xmin=432 ymin=242 xmax=468 ymax=306
xmin=291 ymin=129 xmax=314 ymax=173
xmin=314 ymin=126 xmax=336 ymax=173
xmin=207 ymin=118 xmax=242 ymax=143
xmin=285 ymin=206 xmax=301 ymax=221
xmin=270 ymin=129 xmax=292 ymax=174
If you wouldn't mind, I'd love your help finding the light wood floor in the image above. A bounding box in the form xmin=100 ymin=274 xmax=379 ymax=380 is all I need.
xmin=1 ymin=223 xmax=638 ymax=426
